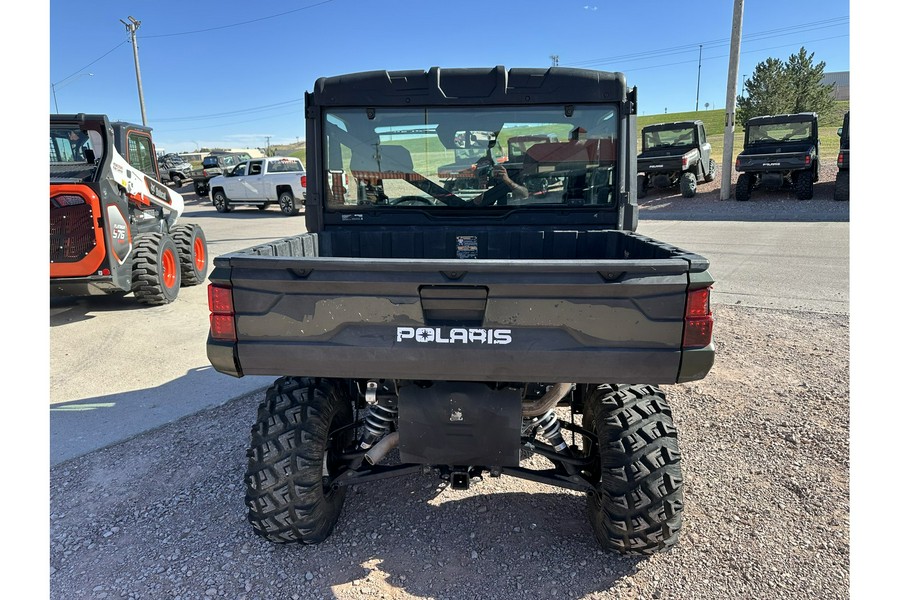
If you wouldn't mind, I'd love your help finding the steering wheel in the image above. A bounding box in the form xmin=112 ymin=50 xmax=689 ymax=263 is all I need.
xmin=389 ymin=195 xmax=434 ymax=206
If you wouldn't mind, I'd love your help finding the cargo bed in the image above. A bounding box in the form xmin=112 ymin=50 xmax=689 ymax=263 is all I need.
xmin=207 ymin=228 xmax=713 ymax=384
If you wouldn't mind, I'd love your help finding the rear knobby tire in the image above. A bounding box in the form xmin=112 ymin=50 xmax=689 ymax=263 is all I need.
xmin=735 ymin=173 xmax=752 ymax=201
xmin=582 ymin=384 xmax=683 ymax=555
xmin=704 ymin=159 xmax=717 ymax=183
xmin=170 ymin=224 xmax=208 ymax=286
xmin=834 ymin=171 xmax=849 ymax=201
xmin=244 ymin=377 xmax=353 ymax=544
xmin=131 ymin=233 xmax=181 ymax=305
xmin=679 ymin=172 xmax=697 ymax=198
xmin=795 ymin=170 xmax=814 ymax=200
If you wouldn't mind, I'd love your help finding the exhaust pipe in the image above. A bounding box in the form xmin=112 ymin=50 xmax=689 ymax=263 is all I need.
xmin=522 ymin=383 xmax=574 ymax=417
xmin=364 ymin=431 xmax=399 ymax=466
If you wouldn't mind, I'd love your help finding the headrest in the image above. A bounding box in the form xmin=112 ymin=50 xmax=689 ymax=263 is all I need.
xmin=350 ymin=144 xmax=415 ymax=179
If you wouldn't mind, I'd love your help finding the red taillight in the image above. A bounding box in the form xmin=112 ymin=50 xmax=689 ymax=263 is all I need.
xmin=208 ymin=284 xmax=236 ymax=341
xmin=837 ymin=151 xmax=845 ymax=166
xmin=804 ymin=155 xmax=811 ymax=166
xmin=734 ymin=158 xmax=740 ymax=169
xmin=683 ymin=287 xmax=713 ymax=348
xmin=301 ymin=175 xmax=307 ymax=188
xmin=682 ymin=155 xmax=688 ymax=169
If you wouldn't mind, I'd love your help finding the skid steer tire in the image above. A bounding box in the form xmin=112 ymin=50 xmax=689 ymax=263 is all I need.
xmin=582 ymin=384 xmax=683 ymax=556
xmin=131 ymin=233 xmax=181 ymax=305
xmin=170 ymin=224 xmax=208 ymax=286
xmin=245 ymin=377 xmax=354 ymax=544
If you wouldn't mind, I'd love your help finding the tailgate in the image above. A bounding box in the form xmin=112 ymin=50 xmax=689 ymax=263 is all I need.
xmin=209 ymin=253 xmax=711 ymax=384
xmin=637 ymin=155 xmax=684 ymax=172
xmin=737 ymin=150 xmax=811 ymax=171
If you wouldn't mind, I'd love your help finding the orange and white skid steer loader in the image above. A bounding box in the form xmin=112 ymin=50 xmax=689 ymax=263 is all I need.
xmin=50 ymin=114 xmax=208 ymax=305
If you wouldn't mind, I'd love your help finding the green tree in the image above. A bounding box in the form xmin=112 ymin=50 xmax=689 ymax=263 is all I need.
xmin=737 ymin=47 xmax=835 ymax=126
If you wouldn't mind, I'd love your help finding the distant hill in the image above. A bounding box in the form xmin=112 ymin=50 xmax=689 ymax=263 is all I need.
xmin=638 ymin=100 xmax=848 ymax=135
xmin=275 ymin=100 xmax=848 ymax=171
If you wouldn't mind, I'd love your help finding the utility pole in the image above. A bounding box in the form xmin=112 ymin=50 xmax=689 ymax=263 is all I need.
xmin=51 ymin=72 xmax=93 ymax=113
xmin=265 ymin=136 xmax=271 ymax=156
xmin=120 ymin=16 xmax=147 ymax=126
xmin=550 ymin=55 xmax=559 ymax=67
xmin=720 ymin=0 xmax=744 ymax=201
xmin=695 ymin=44 xmax=703 ymax=112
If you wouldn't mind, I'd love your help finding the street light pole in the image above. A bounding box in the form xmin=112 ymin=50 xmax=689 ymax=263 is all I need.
xmin=121 ymin=15 xmax=147 ymax=126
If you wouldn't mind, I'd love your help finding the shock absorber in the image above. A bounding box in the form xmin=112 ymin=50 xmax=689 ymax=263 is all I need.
xmin=359 ymin=402 xmax=398 ymax=450
xmin=529 ymin=410 xmax=569 ymax=453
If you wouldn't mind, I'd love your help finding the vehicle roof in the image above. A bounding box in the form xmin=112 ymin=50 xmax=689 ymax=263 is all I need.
xmin=311 ymin=66 xmax=629 ymax=107
xmin=746 ymin=112 xmax=818 ymax=125
xmin=642 ymin=120 xmax=702 ymax=132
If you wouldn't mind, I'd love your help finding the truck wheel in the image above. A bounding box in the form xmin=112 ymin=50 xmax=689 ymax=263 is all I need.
xmin=704 ymin=159 xmax=717 ymax=183
xmin=582 ymin=384 xmax=683 ymax=555
xmin=735 ymin=173 xmax=752 ymax=201
xmin=636 ymin=174 xmax=648 ymax=199
xmin=245 ymin=377 xmax=354 ymax=544
xmin=170 ymin=224 xmax=208 ymax=286
xmin=795 ymin=170 xmax=814 ymax=200
xmin=212 ymin=190 xmax=231 ymax=213
xmin=172 ymin=174 xmax=183 ymax=188
xmin=834 ymin=171 xmax=849 ymax=201
xmin=131 ymin=233 xmax=181 ymax=305
xmin=279 ymin=191 xmax=299 ymax=216
xmin=679 ymin=172 xmax=697 ymax=198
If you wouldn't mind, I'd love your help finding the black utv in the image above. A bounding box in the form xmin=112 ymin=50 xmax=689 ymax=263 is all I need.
xmin=834 ymin=111 xmax=849 ymax=201
xmin=636 ymin=120 xmax=717 ymax=199
xmin=734 ymin=112 xmax=819 ymax=201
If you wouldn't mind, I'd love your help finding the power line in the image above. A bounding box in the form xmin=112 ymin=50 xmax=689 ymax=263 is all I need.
xmin=52 ymin=40 xmax=128 ymax=86
xmin=50 ymin=1 xmax=341 ymax=85
xmin=152 ymin=99 xmax=302 ymax=123
xmin=621 ymin=34 xmax=848 ymax=74
xmin=143 ymin=0 xmax=339 ymax=38
xmin=564 ymin=16 xmax=848 ymax=68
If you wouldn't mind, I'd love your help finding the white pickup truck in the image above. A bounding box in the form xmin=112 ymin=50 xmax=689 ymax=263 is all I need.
xmin=208 ymin=156 xmax=307 ymax=216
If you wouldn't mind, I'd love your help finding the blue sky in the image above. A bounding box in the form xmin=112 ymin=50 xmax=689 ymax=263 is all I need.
xmin=44 ymin=0 xmax=850 ymax=154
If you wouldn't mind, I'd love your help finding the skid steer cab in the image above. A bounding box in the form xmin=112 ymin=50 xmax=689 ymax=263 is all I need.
xmin=50 ymin=114 xmax=208 ymax=304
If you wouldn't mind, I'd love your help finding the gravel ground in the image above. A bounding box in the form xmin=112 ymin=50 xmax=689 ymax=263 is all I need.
xmin=49 ymin=165 xmax=850 ymax=600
